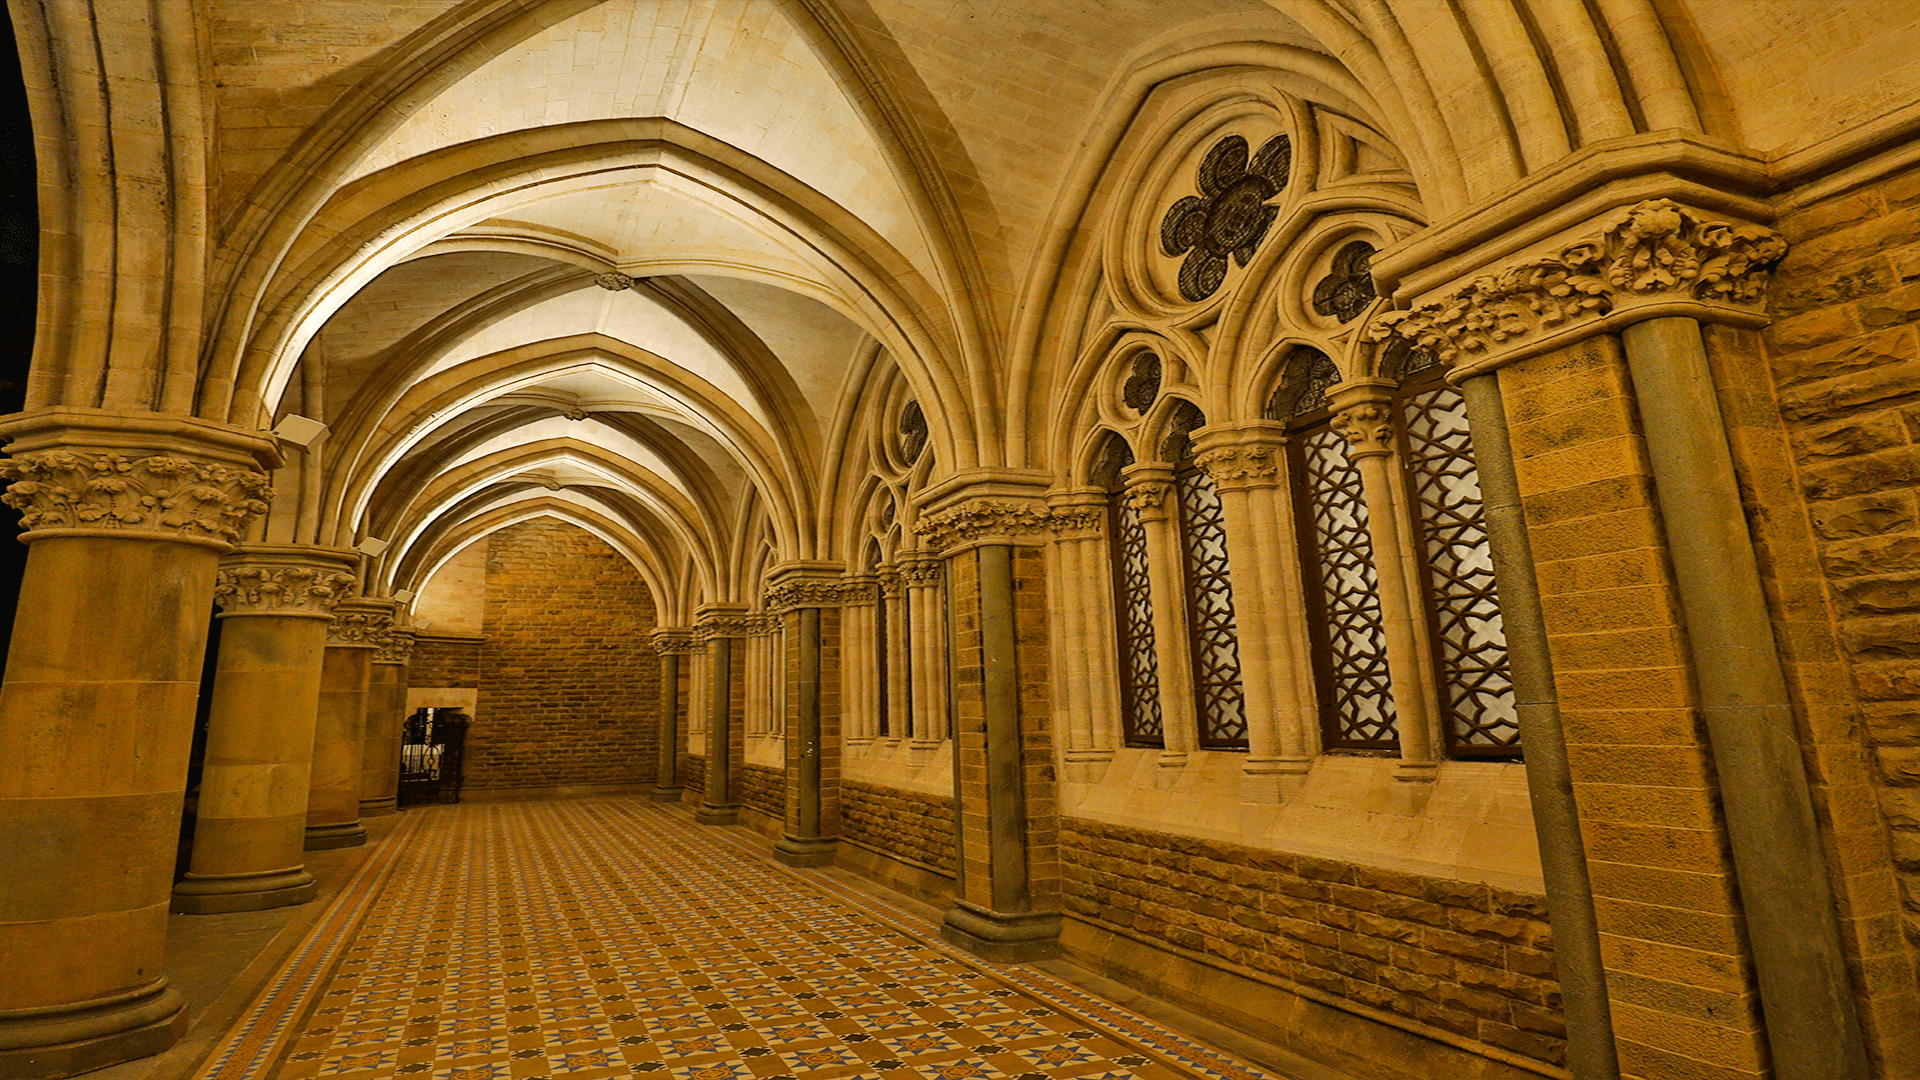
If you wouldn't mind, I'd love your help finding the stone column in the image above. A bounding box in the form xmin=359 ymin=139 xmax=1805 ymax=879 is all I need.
xmin=650 ymin=630 xmax=694 ymax=800
xmin=0 ymin=410 xmax=276 ymax=1077
xmin=840 ymin=575 xmax=878 ymax=746
xmin=1192 ymin=423 xmax=1318 ymax=801
xmin=1327 ymin=386 xmax=1440 ymax=782
xmin=359 ymin=619 xmax=413 ymax=818
xmin=1041 ymin=491 xmax=1116 ymax=781
xmin=1120 ymin=463 xmax=1196 ymax=766
xmin=877 ymin=569 xmax=910 ymax=742
xmin=769 ymin=571 xmax=846 ymax=866
xmin=919 ymin=496 xmax=1064 ymax=963
xmin=306 ymin=597 xmax=387 ymax=849
xmin=172 ymin=546 xmax=357 ymax=915
xmin=901 ymin=552 xmax=948 ymax=749
xmin=695 ymin=605 xmax=748 ymax=825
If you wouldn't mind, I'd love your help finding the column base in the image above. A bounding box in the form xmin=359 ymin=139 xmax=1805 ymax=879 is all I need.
xmin=358 ymin=797 xmax=398 ymax=818
xmin=650 ymin=785 xmax=685 ymax=802
xmin=939 ymin=902 xmax=1060 ymax=963
xmin=0 ymin=980 xmax=187 ymax=1080
xmin=772 ymin=837 xmax=838 ymax=867
xmin=304 ymin=821 xmax=367 ymax=850
xmin=694 ymin=803 xmax=740 ymax=826
xmin=171 ymin=868 xmax=316 ymax=914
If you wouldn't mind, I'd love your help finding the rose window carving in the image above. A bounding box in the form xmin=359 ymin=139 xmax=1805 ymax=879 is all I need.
xmin=1160 ymin=134 xmax=1292 ymax=302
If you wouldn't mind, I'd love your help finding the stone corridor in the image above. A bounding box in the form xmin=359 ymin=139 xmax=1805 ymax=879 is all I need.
xmin=191 ymin=799 xmax=1287 ymax=1080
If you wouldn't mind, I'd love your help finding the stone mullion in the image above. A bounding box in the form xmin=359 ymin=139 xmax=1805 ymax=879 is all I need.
xmin=1193 ymin=425 xmax=1316 ymax=802
xmin=360 ymin=618 xmax=412 ymax=818
xmin=881 ymin=572 xmax=910 ymax=741
xmin=1121 ymin=464 xmax=1196 ymax=764
xmin=171 ymin=545 xmax=358 ymax=916
xmin=841 ymin=582 xmax=876 ymax=746
xmin=650 ymin=630 xmax=693 ymax=800
xmin=904 ymin=555 xmax=947 ymax=749
xmin=1328 ymin=389 xmax=1439 ymax=781
xmin=1045 ymin=490 xmax=1114 ymax=778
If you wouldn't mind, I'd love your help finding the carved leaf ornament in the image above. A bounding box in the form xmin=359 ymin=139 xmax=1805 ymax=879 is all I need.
xmin=0 ymin=451 xmax=272 ymax=545
xmin=1161 ymin=134 xmax=1292 ymax=302
xmin=1377 ymin=200 xmax=1786 ymax=365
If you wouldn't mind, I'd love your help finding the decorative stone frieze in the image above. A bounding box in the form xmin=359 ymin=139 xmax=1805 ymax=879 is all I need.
xmin=915 ymin=498 xmax=1098 ymax=551
xmin=0 ymin=450 xmax=273 ymax=548
xmin=1375 ymin=199 xmax=1786 ymax=374
xmin=214 ymin=562 xmax=357 ymax=617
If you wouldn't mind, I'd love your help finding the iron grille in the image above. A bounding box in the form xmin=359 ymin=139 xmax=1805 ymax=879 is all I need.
xmin=1174 ymin=466 xmax=1248 ymax=749
xmin=1292 ymin=423 xmax=1399 ymax=749
xmin=1108 ymin=494 xmax=1164 ymax=746
xmin=1402 ymin=382 xmax=1519 ymax=755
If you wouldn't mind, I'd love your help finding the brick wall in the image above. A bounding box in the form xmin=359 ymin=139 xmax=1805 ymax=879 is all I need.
xmin=1061 ymin=819 xmax=1561 ymax=1066
xmin=684 ymin=754 xmax=705 ymax=796
xmin=841 ymin=781 xmax=956 ymax=875
xmin=467 ymin=519 xmax=659 ymax=792
xmin=410 ymin=635 xmax=480 ymax=687
xmin=1759 ymin=169 xmax=1920 ymax=1064
xmin=741 ymin=763 xmax=783 ymax=819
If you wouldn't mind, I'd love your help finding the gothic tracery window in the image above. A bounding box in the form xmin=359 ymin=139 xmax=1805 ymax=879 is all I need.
xmin=1165 ymin=403 xmax=1249 ymax=750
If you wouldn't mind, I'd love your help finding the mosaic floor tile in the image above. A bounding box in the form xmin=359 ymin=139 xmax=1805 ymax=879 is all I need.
xmin=194 ymin=798 xmax=1290 ymax=1080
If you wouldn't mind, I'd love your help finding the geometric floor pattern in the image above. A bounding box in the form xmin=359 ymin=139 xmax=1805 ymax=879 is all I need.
xmin=196 ymin=798 xmax=1286 ymax=1080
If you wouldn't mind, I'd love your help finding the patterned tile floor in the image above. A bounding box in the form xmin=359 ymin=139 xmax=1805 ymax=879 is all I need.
xmin=196 ymin=798 xmax=1286 ymax=1080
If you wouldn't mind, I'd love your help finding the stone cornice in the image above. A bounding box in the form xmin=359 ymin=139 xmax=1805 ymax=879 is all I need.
xmin=214 ymin=546 xmax=359 ymax=619
xmin=1373 ymin=199 xmax=1786 ymax=380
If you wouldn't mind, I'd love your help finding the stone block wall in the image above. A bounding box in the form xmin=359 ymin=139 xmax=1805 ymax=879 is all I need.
xmin=467 ymin=520 xmax=659 ymax=792
xmin=741 ymin=763 xmax=783 ymax=820
xmin=1061 ymin=819 xmax=1562 ymax=1067
xmin=1759 ymin=167 xmax=1920 ymax=1061
xmin=410 ymin=635 xmax=480 ymax=688
xmin=841 ymin=781 xmax=955 ymax=875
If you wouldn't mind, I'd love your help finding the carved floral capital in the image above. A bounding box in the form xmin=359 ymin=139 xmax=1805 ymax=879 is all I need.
xmin=694 ymin=615 xmax=758 ymax=641
xmin=1121 ymin=481 xmax=1175 ymax=520
xmin=1193 ymin=444 xmax=1284 ymax=486
xmin=764 ymin=576 xmax=870 ymax=612
xmin=915 ymin=498 xmax=1095 ymax=551
xmin=215 ymin=561 xmax=357 ymax=617
xmin=898 ymin=559 xmax=943 ymax=587
xmin=0 ymin=450 xmax=273 ymax=549
xmin=1373 ymin=199 xmax=1787 ymax=372
xmin=328 ymin=606 xmax=394 ymax=648
xmin=652 ymin=631 xmax=699 ymax=656
xmin=1330 ymin=403 xmax=1397 ymax=457
xmin=374 ymin=627 xmax=416 ymax=665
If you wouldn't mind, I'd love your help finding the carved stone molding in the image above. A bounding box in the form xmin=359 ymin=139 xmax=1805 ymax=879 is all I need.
xmin=329 ymin=598 xmax=395 ymax=648
xmin=1374 ymin=199 xmax=1787 ymax=374
xmin=765 ymin=576 xmax=870 ymax=612
xmin=694 ymin=615 xmax=758 ymax=641
xmin=1193 ymin=443 xmax=1284 ymax=486
xmin=214 ymin=555 xmax=357 ymax=618
xmin=916 ymin=498 xmax=1104 ymax=551
xmin=595 ymin=271 xmax=634 ymax=291
xmin=0 ymin=450 xmax=273 ymax=549
xmin=879 ymin=572 xmax=905 ymax=600
xmin=651 ymin=631 xmax=699 ymax=655
xmin=1330 ymin=403 xmax=1397 ymax=457
xmin=374 ymin=627 xmax=417 ymax=665
xmin=898 ymin=559 xmax=944 ymax=587
xmin=1120 ymin=481 xmax=1174 ymax=521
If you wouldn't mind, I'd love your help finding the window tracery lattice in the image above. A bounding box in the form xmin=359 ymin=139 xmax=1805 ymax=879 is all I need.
xmin=1176 ymin=466 xmax=1248 ymax=749
xmin=1160 ymin=134 xmax=1291 ymax=302
xmin=1266 ymin=349 xmax=1340 ymax=420
xmin=1294 ymin=425 xmax=1399 ymax=748
xmin=1311 ymin=241 xmax=1378 ymax=323
xmin=1112 ymin=489 xmax=1164 ymax=747
xmin=1402 ymin=383 xmax=1519 ymax=753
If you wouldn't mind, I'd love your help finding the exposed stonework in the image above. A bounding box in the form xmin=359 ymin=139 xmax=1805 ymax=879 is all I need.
xmin=842 ymin=780 xmax=956 ymax=875
xmin=411 ymin=635 xmax=481 ymax=688
xmin=684 ymin=753 xmax=706 ymax=797
xmin=469 ymin=520 xmax=659 ymax=793
xmin=740 ymin=764 xmax=783 ymax=820
xmin=1061 ymin=819 xmax=1563 ymax=1067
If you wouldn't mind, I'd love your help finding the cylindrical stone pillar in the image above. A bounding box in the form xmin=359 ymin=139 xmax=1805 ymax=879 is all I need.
xmin=0 ymin=413 xmax=276 ymax=1078
xmin=359 ymin=618 xmax=412 ymax=818
xmin=651 ymin=630 xmax=693 ymax=800
xmin=306 ymin=597 xmax=387 ymax=849
xmin=172 ymin=546 xmax=358 ymax=914
xmin=695 ymin=607 xmax=747 ymax=825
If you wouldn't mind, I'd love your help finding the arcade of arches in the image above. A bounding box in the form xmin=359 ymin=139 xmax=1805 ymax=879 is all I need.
xmin=6 ymin=3 xmax=1920 ymax=1080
